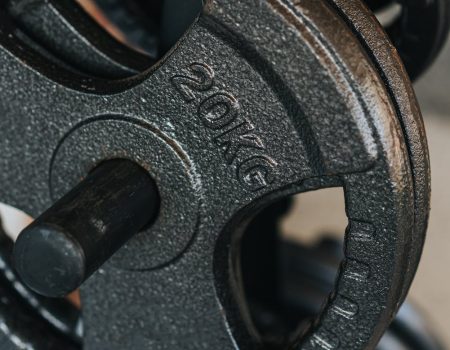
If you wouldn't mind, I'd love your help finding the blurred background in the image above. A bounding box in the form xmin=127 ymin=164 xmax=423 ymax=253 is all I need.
xmin=406 ymin=38 xmax=450 ymax=346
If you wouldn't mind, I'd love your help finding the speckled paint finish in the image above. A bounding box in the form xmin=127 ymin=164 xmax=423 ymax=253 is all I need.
xmin=0 ymin=0 xmax=430 ymax=349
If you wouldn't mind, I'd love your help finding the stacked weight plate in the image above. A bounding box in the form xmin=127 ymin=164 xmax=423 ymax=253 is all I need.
xmin=0 ymin=0 xmax=432 ymax=349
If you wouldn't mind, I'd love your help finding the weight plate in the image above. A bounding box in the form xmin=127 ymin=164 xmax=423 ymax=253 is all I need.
xmin=0 ymin=0 xmax=429 ymax=349
xmin=93 ymin=0 xmax=162 ymax=55
xmin=364 ymin=0 xmax=450 ymax=81
xmin=386 ymin=0 xmax=450 ymax=81
xmin=6 ymin=0 xmax=154 ymax=78
xmin=329 ymin=0 xmax=431 ymax=305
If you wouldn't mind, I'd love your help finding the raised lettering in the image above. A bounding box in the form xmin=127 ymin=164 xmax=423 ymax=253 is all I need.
xmin=238 ymin=156 xmax=276 ymax=191
xmin=331 ymin=295 xmax=359 ymax=320
xmin=171 ymin=63 xmax=214 ymax=102
xmin=343 ymin=259 xmax=370 ymax=282
xmin=215 ymin=120 xmax=264 ymax=164
xmin=347 ymin=221 xmax=375 ymax=242
xmin=198 ymin=93 xmax=240 ymax=129
xmin=309 ymin=331 xmax=339 ymax=350
xmin=172 ymin=63 xmax=278 ymax=191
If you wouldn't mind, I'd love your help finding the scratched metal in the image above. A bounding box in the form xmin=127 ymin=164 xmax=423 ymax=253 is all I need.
xmin=0 ymin=0 xmax=430 ymax=349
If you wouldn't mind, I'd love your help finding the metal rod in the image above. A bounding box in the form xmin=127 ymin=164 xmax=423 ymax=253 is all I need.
xmin=13 ymin=159 xmax=159 ymax=298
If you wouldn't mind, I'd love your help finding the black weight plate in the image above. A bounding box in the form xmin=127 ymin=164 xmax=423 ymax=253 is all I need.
xmin=386 ymin=0 xmax=450 ymax=81
xmin=330 ymin=0 xmax=431 ymax=308
xmin=0 ymin=0 xmax=429 ymax=349
xmin=363 ymin=0 xmax=450 ymax=81
xmin=6 ymin=0 xmax=155 ymax=78
xmin=93 ymin=0 xmax=162 ymax=55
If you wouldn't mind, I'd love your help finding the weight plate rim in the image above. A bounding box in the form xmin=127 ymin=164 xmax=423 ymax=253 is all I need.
xmin=329 ymin=0 xmax=431 ymax=307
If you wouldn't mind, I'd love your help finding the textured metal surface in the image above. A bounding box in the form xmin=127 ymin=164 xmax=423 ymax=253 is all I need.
xmin=15 ymin=159 xmax=160 ymax=297
xmin=0 ymin=0 xmax=430 ymax=349
xmin=0 ymin=221 xmax=80 ymax=350
xmin=329 ymin=0 xmax=431 ymax=305
xmin=6 ymin=0 xmax=154 ymax=78
xmin=245 ymin=235 xmax=444 ymax=350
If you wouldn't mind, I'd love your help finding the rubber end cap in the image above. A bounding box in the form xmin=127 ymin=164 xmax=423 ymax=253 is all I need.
xmin=13 ymin=224 xmax=86 ymax=298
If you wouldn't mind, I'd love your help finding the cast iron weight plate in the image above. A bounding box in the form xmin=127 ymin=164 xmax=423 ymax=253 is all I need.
xmin=363 ymin=0 xmax=450 ymax=81
xmin=329 ymin=0 xmax=431 ymax=306
xmin=0 ymin=0 xmax=429 ymax=349
xmin=5 ymin=0 xmax=154 ymax=78
xmin=384 ymin=0 xmax=450 ymax=81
